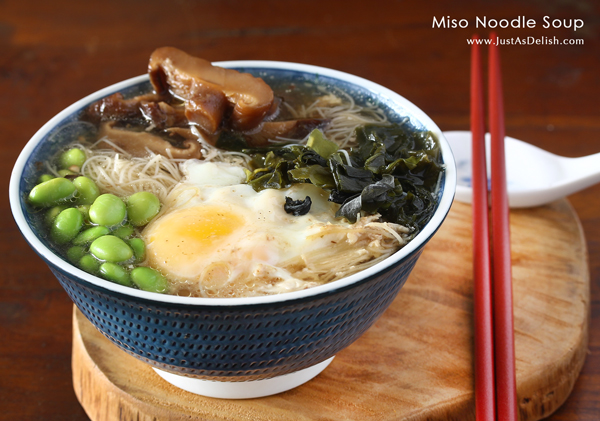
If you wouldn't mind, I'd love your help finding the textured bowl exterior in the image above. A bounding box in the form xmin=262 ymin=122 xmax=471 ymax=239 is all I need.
xmin=10 ymin=61 xmax=455 ymax=382
xmin=52 ymin=249 xmax=421 ymax=381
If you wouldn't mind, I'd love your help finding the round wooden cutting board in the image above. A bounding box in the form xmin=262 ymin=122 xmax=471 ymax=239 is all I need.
xmin=72 ymin=199 xmax=589 ymax=421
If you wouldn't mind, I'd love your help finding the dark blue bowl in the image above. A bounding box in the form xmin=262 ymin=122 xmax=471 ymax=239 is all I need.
xmin=10 ymin=61 xmax=456 ymax=397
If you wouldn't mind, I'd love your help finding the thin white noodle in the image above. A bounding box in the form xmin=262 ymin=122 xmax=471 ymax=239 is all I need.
xmin=364 ymin=221 xmax=407 ymax=244
xmin=338 ymin=149 xmax=352 ymax=166
xmin=49 ymin=91 xmax=408 ymax=298
xmin=92 ymin=137 xmax=131 ymax=156
xmin=283 ymin=90 xmax=389 ymax=149
xmin=79 ymin=148 xmax=184 ymax=202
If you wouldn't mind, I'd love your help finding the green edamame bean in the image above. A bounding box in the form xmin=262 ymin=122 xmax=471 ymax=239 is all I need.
xmin=89 ymin=194 xmax=127 ymax=227
xmin=128 ymin=238 xmax=146 ymax=263
xmin=89 ymin=235 xmax=133 ymax=262
xmin=44 ymin=205 xmax=69 ymax=225
xmin=99 ymin=262 xmax=132 ymax=286
xmin=37 ymin=174 xmax=54 ymax=184
xmin=58 ymin=148 xmax=86 ymax=170
xmin=126 ymin=192 xmax=161 ymax=226
xmin=130 ymin=267 xmax=168 ymax=293
xmin=73 ymin=226 xmax=110 ymax=245
xmin=51 ymin=208 xmax=84 ymax=244
xmin=73 ymin=176 xmax=100 ymax=205
xmin=58 ymin=169 xmax=76 ymax=177
xmin=76 ymin=205 xmax=90 ymax=222
xmin=66 ymin=245 xmax=86 ymax=264
xmin=29 ymin=177 xmax=76 ymax=208
xmin=79 ymin=254 xmax=100 ymax=273
xmin=113 ymin=224 xmax=134 ymax=239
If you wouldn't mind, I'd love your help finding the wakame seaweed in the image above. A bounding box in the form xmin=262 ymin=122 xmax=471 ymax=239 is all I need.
xmin=284 ymin=196 xmax=312 ymax=216
xmin=243 ymin=124 xmax=443 ymax=238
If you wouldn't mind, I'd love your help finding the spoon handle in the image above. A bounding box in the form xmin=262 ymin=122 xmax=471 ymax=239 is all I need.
xmin=558 ymin=152 xmax=600 ymax=189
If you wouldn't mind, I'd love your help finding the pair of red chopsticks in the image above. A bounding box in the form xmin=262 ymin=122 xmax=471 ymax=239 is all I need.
xmin=470 ymin=33 xmax=518 ymax=421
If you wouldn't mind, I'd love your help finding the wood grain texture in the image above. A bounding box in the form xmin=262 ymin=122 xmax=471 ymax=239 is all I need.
xmin=72 ymin=200 xmax=589 ymax=421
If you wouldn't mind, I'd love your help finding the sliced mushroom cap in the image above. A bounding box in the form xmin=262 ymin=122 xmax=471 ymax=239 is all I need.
xmin=149 ymin=47 xmax=275 ymax=133
xmin=97 ymin=121 xmax=202 ymax=159
xmin=139 ymin=101 xmax=189 ymax=129
xmin=183 ymin=84 xmax=228 ymax=134
xmin=83 ymin=92 xmax=168 ymax=125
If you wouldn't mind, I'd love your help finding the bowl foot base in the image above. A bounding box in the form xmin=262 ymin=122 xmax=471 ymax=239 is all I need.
xmin=152 ymin=357 xmax=335 ymax=399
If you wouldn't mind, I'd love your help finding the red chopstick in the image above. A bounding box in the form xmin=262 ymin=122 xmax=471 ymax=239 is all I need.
xmin=488 ymin=32 xmax=518 ymax=421
xmin=470 ymin=35 xmax=496 ymax=421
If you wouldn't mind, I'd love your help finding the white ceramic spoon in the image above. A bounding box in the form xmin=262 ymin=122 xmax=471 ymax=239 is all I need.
xmin=444 ymin=130 xmax=600 ymax=208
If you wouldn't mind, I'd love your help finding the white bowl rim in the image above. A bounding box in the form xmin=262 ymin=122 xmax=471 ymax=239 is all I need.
xmin=10 ymin=60 xmax=456 ymax=307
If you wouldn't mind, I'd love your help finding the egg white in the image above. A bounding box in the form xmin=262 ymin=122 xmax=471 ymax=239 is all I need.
xmin=141 ymin=160 xmax=350 ymax=296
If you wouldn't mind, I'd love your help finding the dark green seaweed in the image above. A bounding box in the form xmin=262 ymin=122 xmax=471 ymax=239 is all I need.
xmin=244 ymin=124 xmax=443 ymax=238
xmin=284 ymin=196 xmax=312 ymax=216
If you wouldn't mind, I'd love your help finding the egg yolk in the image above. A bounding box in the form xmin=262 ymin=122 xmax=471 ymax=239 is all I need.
xmin=144 ymin=205 xmax=245 ymax=279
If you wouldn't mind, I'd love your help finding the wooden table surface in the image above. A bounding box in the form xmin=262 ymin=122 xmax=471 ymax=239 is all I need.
xmin=1 ymin=1 xmax=599 ymax=420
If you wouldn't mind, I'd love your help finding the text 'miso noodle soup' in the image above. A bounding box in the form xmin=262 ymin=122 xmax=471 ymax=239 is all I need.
xmin=26 ymin=48 xmax=444 ymax=298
